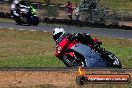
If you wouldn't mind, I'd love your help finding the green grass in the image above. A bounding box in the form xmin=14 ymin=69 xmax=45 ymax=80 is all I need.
xmin=0 ymin=18 xmax=14 ymax=22
xmin=0 ymin=28 xmax=65 ymax=67
xmin=0 ymin=56 xmax=64 ymax=67
xmin=100 ymin=0 xmax=132 ymax=11
xmin=0 ymin=28 xmax=131 ymax=68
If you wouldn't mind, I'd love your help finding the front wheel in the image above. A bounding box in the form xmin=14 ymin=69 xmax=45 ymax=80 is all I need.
xmin=14 ymin=16 xmax=23 ymax=25
xmin=62 ymin=54 xmax=86 ymax=67
xmin=76 ymin=76 xmax=87 ymax=85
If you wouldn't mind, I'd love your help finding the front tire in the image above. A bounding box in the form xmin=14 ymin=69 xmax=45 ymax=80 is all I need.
xmin=31 ymin=16 xmax=40 ymax=26
xmin=76 ymin=76 xmax=87 ymax=85
xmin=62 ymin=54 xmax=85 ymax=67
xmin=14 ymin=16 xmax=23 ymax=25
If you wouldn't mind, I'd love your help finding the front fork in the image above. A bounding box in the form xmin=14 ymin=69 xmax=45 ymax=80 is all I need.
xmin=64 ymin=52 xmax=85 ymax=67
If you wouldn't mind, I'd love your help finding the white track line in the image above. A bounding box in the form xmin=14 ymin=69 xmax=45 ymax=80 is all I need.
xmin=127 ymin=39 xmax=132 ymax=41
xmin=8 ymin=28 xmax=14 ymax=30
xmin=118 ymin=38 xmax=132 ymax=40
xmin=43 ymin=31 xmax=48 ymax=32
xmin=29 ymin=30 xmax=36 ymax=32
xmin=18 ymin=29 xmax=25 ymax=31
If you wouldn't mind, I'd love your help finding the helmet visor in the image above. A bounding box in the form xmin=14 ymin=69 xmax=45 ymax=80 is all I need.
xmin=53 ymin=32 xmax=63 ymax=41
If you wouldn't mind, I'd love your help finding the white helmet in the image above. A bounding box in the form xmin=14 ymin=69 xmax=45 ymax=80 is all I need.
xmin=13 ymin=0 xmax=19 ymax=5
xmin=52 ymin=27 xmax=65 ymax=41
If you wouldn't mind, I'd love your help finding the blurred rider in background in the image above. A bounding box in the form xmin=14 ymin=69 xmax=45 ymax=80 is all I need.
xmin=10 ymin=0 xmax=28 ymax=17
xmin=11 ymin=0 xmax=20 ymax=17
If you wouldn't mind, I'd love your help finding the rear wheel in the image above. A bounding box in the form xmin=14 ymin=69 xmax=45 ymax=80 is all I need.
xmin=95 ymin=47 xmax=122 ymax=68
xmin=106 ymin=52 xmax=122 ymax=68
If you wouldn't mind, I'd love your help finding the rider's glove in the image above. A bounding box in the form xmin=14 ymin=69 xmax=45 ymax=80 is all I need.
xmin=67 ymin=34 xmax=78 ymax=42
xmin=93 ymin=43 xmax=100 ymax=49
xmin=68 ymin=35 xmax=76 ymax=42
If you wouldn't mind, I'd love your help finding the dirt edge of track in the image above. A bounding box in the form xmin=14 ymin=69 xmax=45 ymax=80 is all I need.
xmin=0 ymin=71 xmax=78 ymax=88
xmin=0 ymin=69 xmax=132 ymax=88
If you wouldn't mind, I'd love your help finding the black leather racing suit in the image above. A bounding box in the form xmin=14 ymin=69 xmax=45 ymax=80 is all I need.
xmin=66 ymin=33 xmax=98 ymax=47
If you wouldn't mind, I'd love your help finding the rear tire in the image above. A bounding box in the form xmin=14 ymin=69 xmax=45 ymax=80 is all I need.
xmin=106 ymin=52 xmax=122 ymax=68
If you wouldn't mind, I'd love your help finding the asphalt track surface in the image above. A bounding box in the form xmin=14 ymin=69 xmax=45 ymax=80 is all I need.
xmin=0 ymin=22 xmax=132 ymax=39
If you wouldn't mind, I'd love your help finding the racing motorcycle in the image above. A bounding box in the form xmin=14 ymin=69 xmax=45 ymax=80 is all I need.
xmin=55 ymin=35 xmax=122 ymax=68
xmin=13 ymin=5 xmax=39 ymax=26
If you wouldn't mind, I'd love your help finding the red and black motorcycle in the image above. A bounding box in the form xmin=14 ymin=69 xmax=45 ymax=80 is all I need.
xmin=55 ymin=34 xmax=122 ymax=68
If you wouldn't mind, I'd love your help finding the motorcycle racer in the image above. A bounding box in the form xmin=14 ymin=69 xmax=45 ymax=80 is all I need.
xmin=52 ymin=27 xmax=101 ymax=49
xmin=11 ymin=0 xmax=20 ymax=17
xmin=11 ymin=0 xmax=28 ymax=17
xmin=11 ymin=0 xmax=39 ymax=26
xmin=52 ymin=27 xmax=121 ymax=68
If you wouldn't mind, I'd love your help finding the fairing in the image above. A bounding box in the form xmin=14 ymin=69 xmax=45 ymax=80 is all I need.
xmin=71 ymin=43 xmax=107 ymax=67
